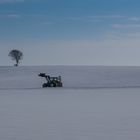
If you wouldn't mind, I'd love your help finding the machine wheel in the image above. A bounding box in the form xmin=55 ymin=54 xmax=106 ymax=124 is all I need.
xmin=50 ymin=82 xmax=56 ymax=87
xmin=59 ymin=82 xmax=63 ymax=87
xmin=42 ymin=83 xmax=48 ymax=88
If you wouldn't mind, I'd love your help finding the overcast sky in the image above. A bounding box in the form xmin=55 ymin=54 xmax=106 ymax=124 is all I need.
xmin=1 ymin=0 xmax=140 ymax=66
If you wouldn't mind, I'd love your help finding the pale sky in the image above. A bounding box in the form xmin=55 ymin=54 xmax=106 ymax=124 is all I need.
xmin=1 ymin=0 xmax=140 ymax=66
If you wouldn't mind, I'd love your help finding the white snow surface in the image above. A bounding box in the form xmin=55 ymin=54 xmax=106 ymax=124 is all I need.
xmin=1 ymin=66 xmax=140 ymax=140
xmin=0 ymin=66 xmax=140 ymax=89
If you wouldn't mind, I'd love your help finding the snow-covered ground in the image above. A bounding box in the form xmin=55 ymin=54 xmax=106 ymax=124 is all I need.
xmin=1 ymin=66 xmax=140 ymax=89
xmin=0 ymin=66 xmax=140 ymax=140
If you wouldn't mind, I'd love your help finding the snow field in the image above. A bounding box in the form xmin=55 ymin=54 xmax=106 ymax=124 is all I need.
xmin=0 ymin=88 xmax=140 ymax=140
xmin=0 ymin=66 xmax=140 ymax=140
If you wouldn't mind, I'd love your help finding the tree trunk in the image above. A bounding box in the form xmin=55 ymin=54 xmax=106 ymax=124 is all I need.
xmin=15 ymin=59 xmax=19 ymax=66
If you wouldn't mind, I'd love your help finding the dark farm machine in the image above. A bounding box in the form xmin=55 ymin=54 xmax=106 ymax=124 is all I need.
xmin=39 ymin=73 xmax=63 ymax=88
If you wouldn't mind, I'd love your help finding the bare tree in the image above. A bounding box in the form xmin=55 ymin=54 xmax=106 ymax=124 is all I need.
xmin=8 ymin=49 xmax=23 ymax=66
